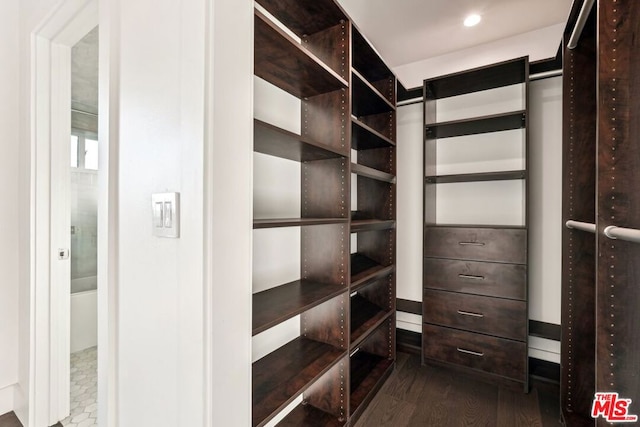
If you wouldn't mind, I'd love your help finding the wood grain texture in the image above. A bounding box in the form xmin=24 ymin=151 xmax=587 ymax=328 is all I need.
xmin=560 ymin=0 xmax=597 ymax=421
xmin=424 ymin=227 xmax=527 ymax=264
xmin=423 ymin=289 xmax=527 ymax=341
xmin=424 ymin=57 xmax=527 ymax=100
xmin=355 ymin=353 xmax=558 ymax=427
xmin=425 ymin=111 xmax=526 ymax=139
xmin=424 ymin=258 xmax=526 ymax=300
xmin=596 ymin=3 xmax=640 ymax=424
xmin=422 ymin=324 xmax=526 ymax=382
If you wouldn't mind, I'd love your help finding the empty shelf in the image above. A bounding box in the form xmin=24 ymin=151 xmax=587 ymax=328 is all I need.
xmin=350 ymin=295 xmax=391 ymax=347
xmin=254 ymin=119 xmax=348 ymax=162
xmin=351 ymin=163 xmax=396 ymax=183
xmin=254 ymin=10 xmax=348 ymax=99
xmin=425 ymin=111 xmax=526 ymax=139
xmin=350 ymin=351 xmax=394 ymax=416
xmin=254 ymin=218 xmax=348 ymax=229
xmin=253 ymin=337 xmax=345 ymax=427
xmin=253 ymin=280 xmax=346 ymax=335
xmin=351 ymin=118 xmax=396 ymax=149
xmin=425 ymin=170 xmax=527 ymax=184
xmin=350 ymin=253 xmax=393 ymax=289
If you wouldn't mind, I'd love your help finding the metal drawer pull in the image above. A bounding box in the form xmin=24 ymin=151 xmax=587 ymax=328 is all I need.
xmin=458 ymin=241 xmax=485 ymax=246
xmin=457 ymin=347 xmax=484 ymax=357
xmin=458 ymin=274 xmax=485 ymax=280
xmin=457 ymin=310 xmax=484 ymax=318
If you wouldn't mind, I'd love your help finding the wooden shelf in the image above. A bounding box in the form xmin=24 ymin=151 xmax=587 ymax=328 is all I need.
xmin=350 ymin=295 xmax=391 ymax=347
xmin=352 ymin=70 xmax=395 ymax=117
xmin=254 ymin=119 xmax=348 ymax=162
xmin=351 ymin=163 xmax=396 ymax=183
xmin=424 ymin=57 xmax=528 ymax=100
xmin=253 ymin=337 xmax=345 ymax=427
xmin=253 ymin=218 xmax=348 ymax=229
xmin=349 ymin=351 xmax=394 ymax=417
xmin=351 ymin=26 xmax=393 ymax=87
xmin=425 ymin=170 xmax=526 ymax=184
xmin=255 ymin=0 xmax=347 ymax=38
xmin=351 ymin=117 xmax=395 ymax=149
xmin=425 ymin=224 xmax=527 ymax=230
xmin=253 ymin=280 xmax=346 ymax=336
xmin=351 ymin=219 xmax=395 ymax=232
xmin=277 ymin=404 xmax=345 ymax=427
xmin=254 ymin=10 xmax=348 ymax=99
xmin=425 ymin=111 xmax=526 ymax=139
xmin=350 ymin=253 xmax=392 ymax=288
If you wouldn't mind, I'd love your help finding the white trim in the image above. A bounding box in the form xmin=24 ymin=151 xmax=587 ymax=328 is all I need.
xmin=97 ymin=0 xmax=118 ymax=425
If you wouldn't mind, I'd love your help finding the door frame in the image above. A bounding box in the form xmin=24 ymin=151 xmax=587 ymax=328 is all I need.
xmin=29 ymin=0 xmax=117 ymax=426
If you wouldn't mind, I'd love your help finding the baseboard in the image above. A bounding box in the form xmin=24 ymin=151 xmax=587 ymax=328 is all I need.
xmin=397 ymin=328 xmax=560 ymax=393
xmin=0 ymin=384 xmax=15 ymax=418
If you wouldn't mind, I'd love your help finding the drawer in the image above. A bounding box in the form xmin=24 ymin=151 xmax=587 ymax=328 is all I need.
xmin=423 ymin=289 xmax=527 ymax=341
xmin=422 ymin=323 xmax=526 ymax=382
xmin=424 ymin=227 xmax=526 ymax=264
xmin=424 ymin=258 xmax=526 ymax=300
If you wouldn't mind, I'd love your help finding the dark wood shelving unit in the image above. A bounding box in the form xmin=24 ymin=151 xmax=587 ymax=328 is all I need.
xmin=424 ymin=56 xmax=527 ymax=100
xmin=423 ymin=58 xmax=529 ymax=392
xmin=254 ymin=119 xmax=348 ymax=162
xmin=352 ymin=70 xmax=395 ymax=117
xmin=350 ymin=293 xmax=392 ymax=347
xmin=425 ymin=170 xmax=526 ymax=184
xmin=276 ymin=404 xmax=345 ymax=427
xmin=425 ymin=110 xmax=526 ymax=139
xmin=351 ymin=118 xmax=395 ymax=150
xmin=350 ymin=253 xmax=393 ymax=289
xmin=252 ymin=0 xmax=395 ymax=423
xmin=253 ymin=218 xmax=348 ymax=229
xmin=253 ymin=281 xmax=347 ymax=335
xmin=254 ymin=10 xmax=347 ymax=99
xmin=349 ymin=319 xmax=395 ymax=423
xmin=351 ymin=163 xmax=396 ymax=183
xmin=252 ymin=338 xmax=346 ymax=427
xmin=350 ymin=219 xmax=395 ymax=232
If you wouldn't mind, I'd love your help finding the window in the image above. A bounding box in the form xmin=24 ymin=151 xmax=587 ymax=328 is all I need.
xmin=71 ymin=131 xmax=98 ymax=170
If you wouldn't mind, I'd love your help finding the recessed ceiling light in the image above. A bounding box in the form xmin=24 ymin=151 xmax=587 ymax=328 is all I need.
xmin=464 ymin=14 xmax=482 ymax=27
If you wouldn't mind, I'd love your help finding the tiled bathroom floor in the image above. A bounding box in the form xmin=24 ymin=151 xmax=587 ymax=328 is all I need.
xmin=62 ymin=346 xmax=97 ymax=427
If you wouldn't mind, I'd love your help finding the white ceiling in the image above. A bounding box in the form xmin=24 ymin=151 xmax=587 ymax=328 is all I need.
xmin=336 ymin=0 xmax=573 ymax=86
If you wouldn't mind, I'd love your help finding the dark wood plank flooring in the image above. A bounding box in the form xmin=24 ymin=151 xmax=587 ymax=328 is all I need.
xmin=0 ymin=412 xmax=62 ymax=427
xmin=355 ymin=352 xmax=562 ymax=427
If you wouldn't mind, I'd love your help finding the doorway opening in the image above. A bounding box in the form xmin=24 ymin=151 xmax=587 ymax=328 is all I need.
xmin=63 ymin=27 xmax=99 ymax=427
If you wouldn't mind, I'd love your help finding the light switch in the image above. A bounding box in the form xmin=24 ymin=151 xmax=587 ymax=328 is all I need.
xmin=163 ymin=201 xmax=172 ymax=227
xmin=154 ymin=202 xmax=164 ymax=228
xmin=151 ymin=192 xmax=180 ymax=238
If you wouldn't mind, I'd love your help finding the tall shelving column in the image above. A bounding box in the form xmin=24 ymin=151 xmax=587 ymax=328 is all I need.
xmin=348 ymin=25 xmax=397 ymax=424
xmin=422 ymin=58 xmax=530 ymax=391
xmin=560 ymin=1 xmax=596 ymax=424
xmin=252 ymin=1 xmax=351 ymax=425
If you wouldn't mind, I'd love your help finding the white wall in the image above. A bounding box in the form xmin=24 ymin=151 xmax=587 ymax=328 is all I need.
xmin=0 ymin=0 xmax=20 ymax=416
xmin=528 ymin=76 xmax=563 ymax=325
xmin=394 ymin=24 xmax=564 ymax=89
xmin=116 ymin=0 xmax=208 ymax=424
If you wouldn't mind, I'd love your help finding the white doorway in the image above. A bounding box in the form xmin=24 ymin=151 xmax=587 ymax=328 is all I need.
xmin=28 ymin=1 xmax=115 ymax=426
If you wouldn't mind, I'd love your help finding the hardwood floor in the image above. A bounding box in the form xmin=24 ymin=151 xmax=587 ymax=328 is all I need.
xmin=0 ymin=412 xmax=62 ymax=427
xmin=354 ymin=352 xmax=562 ymax=427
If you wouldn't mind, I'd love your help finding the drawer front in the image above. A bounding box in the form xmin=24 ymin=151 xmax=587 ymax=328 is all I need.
xmin=422 ymin=323 xmax=526 ymax=382
xmin=423 ymin=289 xmax=527 ymax=341
xmin=424 ymin=227 xmax=526 ymax=264
xmin=424 ymin=258 xmax=526 ymax=300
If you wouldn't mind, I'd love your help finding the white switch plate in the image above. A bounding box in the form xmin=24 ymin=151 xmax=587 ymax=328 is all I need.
xmin=152 ymin=192 xmax=180 ymax=238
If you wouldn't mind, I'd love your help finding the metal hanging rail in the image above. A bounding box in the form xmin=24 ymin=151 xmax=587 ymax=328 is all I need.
xmin=604 ymin=226 xmax=640 ymax=244
xmin=565 ymin=220 xmax=596 ymax=234
xmin=567 ymin=0 xmax=595 ymax=49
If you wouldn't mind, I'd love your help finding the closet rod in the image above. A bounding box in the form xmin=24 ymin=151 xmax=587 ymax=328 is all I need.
xmin=604 ymin=226 xmax=640 ymax=244
xmin=567 ymin=0 xmax=595 ymax=49
xmin=565 ymin=220 xmax=596 ymax=233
